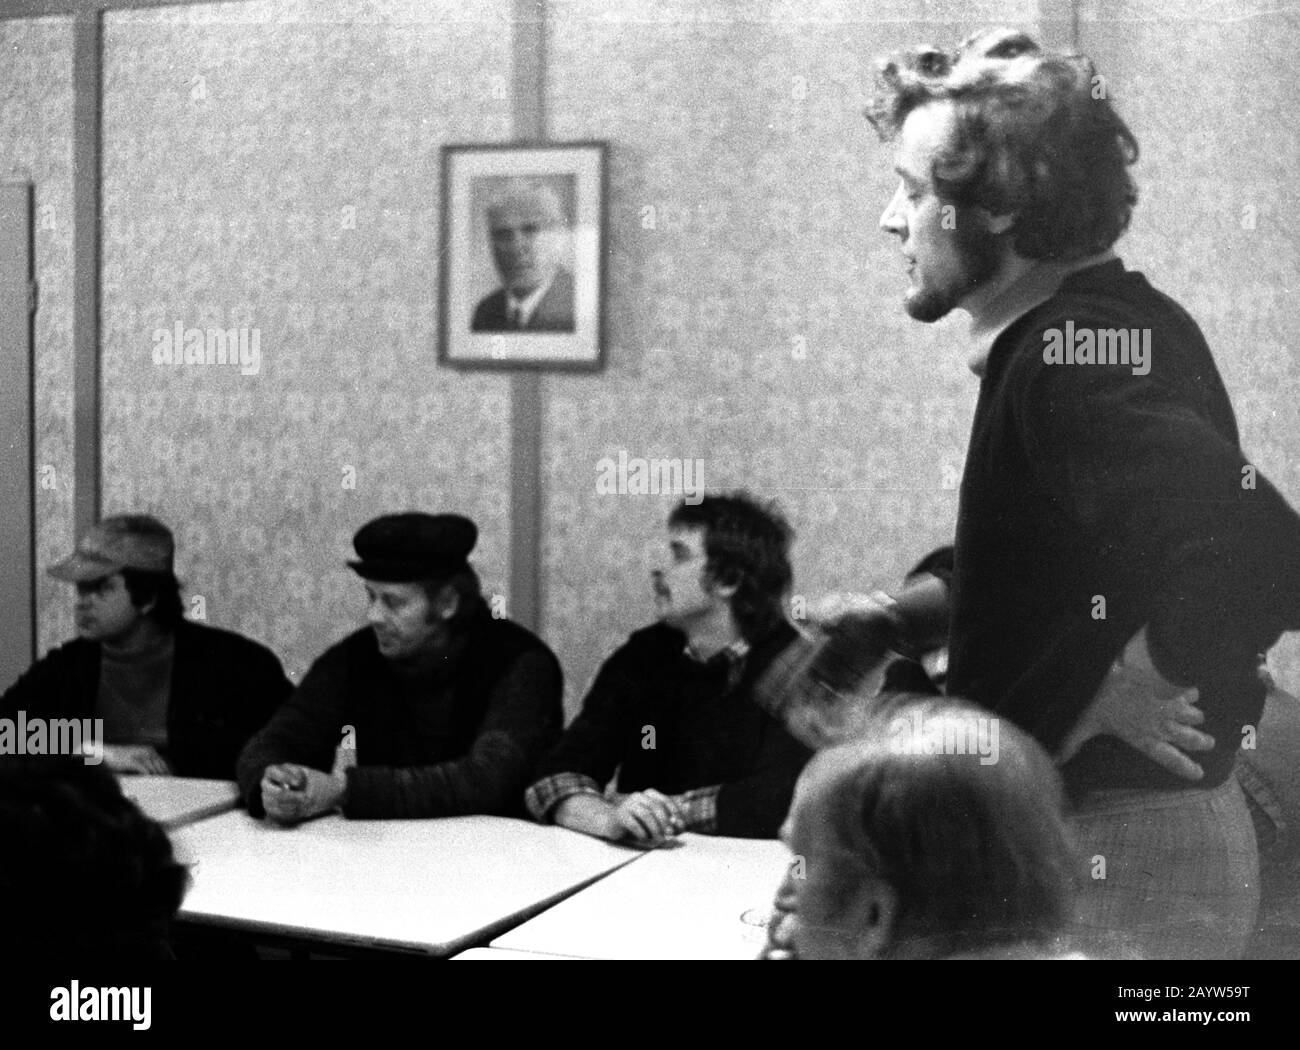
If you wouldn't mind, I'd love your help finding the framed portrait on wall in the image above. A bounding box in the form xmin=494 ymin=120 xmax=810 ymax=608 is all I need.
xmin=438 ymin=141 xmax=607 ymax=371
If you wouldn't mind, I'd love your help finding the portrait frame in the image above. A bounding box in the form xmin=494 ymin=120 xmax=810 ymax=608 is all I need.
xmin=438 ymin=141 xmax=608 ymax=371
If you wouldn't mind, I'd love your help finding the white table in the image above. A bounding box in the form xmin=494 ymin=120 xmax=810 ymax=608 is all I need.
xmin=451 ymin=947 xmax=581 ymax=960
xmin=492 ymin=833 xmax=790 ymax=960
xmin=118 ymin=775 xmax=240 ymax=829
xmin=170 ymin=812 xmax=642 ymax=957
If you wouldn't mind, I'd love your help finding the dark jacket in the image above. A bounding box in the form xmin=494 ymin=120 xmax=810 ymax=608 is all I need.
xmin=471 ymin=269 xmax=576 ymax=332
xmin=530 ymin=620 xmax=813 ymax=837
xmin=0 ymin=620 xmax=292 ymax=779
xmin=236 ymin=611 xmax=563 ymax=820
xmin=949 ymin=259 xmax=1300 ymax=794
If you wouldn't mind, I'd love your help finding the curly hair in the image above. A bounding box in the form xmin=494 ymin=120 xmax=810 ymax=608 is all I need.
xmin=864 ymin=27 xmax=1139 ymax=262
xmin=668 ymin=491 xmax=794 ymax=643
xmin=0 ymin=757 xmax=189 ymax=962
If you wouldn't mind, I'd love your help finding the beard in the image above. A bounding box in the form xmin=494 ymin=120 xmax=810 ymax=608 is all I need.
xmin=904 ymin=218 xmax=1003 ymax=323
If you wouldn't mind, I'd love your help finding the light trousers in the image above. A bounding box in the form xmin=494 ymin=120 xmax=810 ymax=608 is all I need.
xmin=1068 ymin=777 xmax=1259 ymax=960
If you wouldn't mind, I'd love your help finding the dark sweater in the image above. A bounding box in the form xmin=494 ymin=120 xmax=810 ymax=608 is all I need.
xmin=949 ymin=258 xmax=1300 ymax=793
xmin=0 ymin=620 xmax=291 ymax=779
xmin=236 ymin=611 xmax=562 ymax=819
xmin=531 ymin=621 xmax=813 ymax=837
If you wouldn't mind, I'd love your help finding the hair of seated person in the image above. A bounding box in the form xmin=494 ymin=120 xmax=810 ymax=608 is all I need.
xmin=667 ymin=490 xmax=794 ymax=643
xmin=814 ymin=695 xmax=1077 ymax=957
xmin=120 ymin=568 xmax=185 ymax=628
xmin=0 ymin=756 xmax=190 ymax=962
xmin=417 ymin=563 xmax=486 ymax=630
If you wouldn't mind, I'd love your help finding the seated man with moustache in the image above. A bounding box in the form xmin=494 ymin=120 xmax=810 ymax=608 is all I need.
xmin=763 ymin=697 xmax=1079 ymax=960
xmin=525 ymin=492 xmax=813 ymax=844
xmin=1 ymin=514 xmax=290 ymax=778
xmin=237 ymin=513 xmax=563 ymax=823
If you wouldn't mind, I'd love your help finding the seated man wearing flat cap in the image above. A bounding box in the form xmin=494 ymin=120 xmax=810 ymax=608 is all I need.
xmin=1 ymin=514 xmax=292 ymax=777
xmin=236 ymin=512 xmax=563 ymax=823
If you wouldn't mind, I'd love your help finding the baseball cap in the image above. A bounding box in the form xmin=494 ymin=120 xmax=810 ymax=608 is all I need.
xmin=47 ymin=515 xmax=175 ymax=583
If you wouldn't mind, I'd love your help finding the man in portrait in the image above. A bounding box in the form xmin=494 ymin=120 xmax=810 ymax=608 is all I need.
xmin=471 ymin=178 xmax=576 ymax=333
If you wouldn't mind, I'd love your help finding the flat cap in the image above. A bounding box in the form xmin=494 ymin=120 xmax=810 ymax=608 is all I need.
xmin=348 ymin=513 xmax=477 ymax=582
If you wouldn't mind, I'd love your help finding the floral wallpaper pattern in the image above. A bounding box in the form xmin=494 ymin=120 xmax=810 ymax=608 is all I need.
xmin=10 ymin=0 xmax=1297 ymax=708
xmin=98 ymin=0 xmax=515 ymax=683
xmin=1078 ymin=0 xmax=1300 ymax=690
xmin=0 ymin=15 xmax=75 ymax=659
xmin=541 ymin=0 xmax=1300 ymax=702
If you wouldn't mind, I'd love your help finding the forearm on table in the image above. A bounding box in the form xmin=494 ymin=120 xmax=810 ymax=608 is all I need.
xmin=551 ymin=791 xmax=616 ymax=837
xmin=342 ymin=732 xmax=533 ymax=819
xmin=236 ymin=707 xmax=337 ymax=809
xmin=667 ymin=785 xmax=719 ymax=833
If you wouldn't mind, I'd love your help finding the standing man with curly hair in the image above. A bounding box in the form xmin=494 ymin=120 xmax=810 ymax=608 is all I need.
xmin=854 ymin=27 xmax=1300 ymax=958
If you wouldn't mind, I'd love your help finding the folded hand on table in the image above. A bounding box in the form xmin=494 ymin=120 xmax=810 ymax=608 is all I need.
xmin=260 ymin=763 xmax=347 ymax=825
xmin=605 ymin=789 xmax=684 ymax=848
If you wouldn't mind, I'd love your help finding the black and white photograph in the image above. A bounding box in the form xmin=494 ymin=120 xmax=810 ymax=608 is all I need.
xmin=0 ymin=0 xmax=1295 ymax=1032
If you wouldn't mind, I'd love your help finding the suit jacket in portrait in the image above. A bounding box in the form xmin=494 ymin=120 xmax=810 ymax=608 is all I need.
xmin=471 ymin=268 xmax=575 ymax=333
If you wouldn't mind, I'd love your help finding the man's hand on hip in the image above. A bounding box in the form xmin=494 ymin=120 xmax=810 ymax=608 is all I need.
xmin=1059 ymin=626 xmax=1214 ymax=781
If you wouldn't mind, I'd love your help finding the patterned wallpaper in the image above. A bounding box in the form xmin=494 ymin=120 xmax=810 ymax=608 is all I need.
xmin=99 ymin=0 xmax=515 ymax=682
xmin=542 ymin=0 xmax=1300 ymax=707
xmin=1078 ymin=0 xmax=1300 ymax=688
xmin=0 ymin=16 xmax=76 ymax=658
xmin=543 ymin=0 xmax=1053 ymax=707
xmin=18 ymin=0 xmax=1299 ymax=707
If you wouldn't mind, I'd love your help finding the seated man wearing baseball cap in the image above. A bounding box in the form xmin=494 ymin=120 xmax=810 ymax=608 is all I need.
xmin=236 ymin=512 xmax=563 ymax=823
xmin=1 ymin=514 xmax=292 ymax=778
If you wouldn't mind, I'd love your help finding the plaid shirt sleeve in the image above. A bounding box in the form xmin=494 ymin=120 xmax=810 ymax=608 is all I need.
xmin=670 ymin=784 xmax=721 ymax=834
xmin=525 ymin=772 xmax=605 ymax=823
